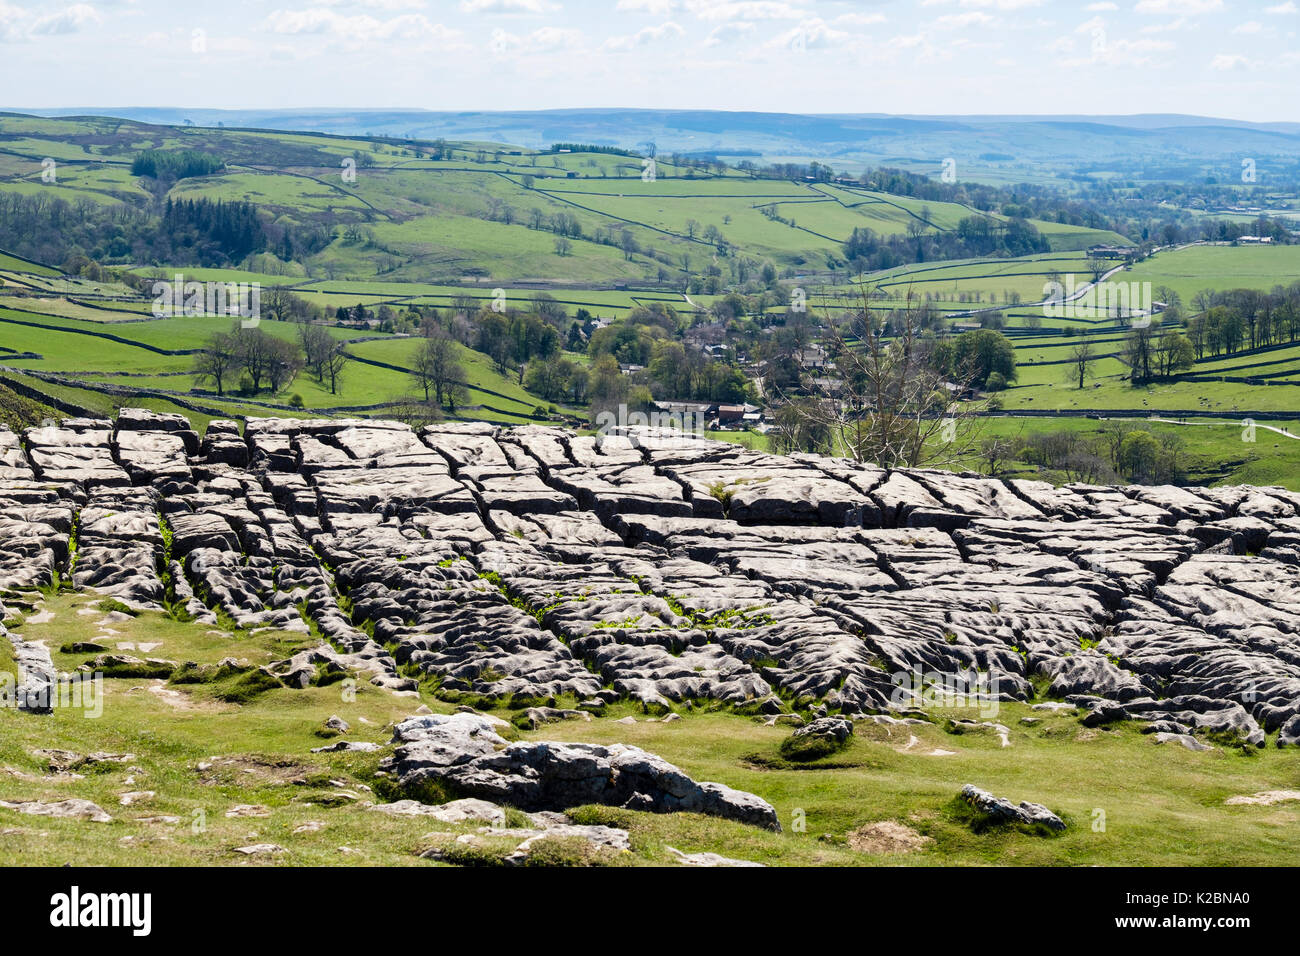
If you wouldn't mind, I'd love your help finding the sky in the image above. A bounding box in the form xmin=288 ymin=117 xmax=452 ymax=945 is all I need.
xmin=2 ymin=0 xmax=1299 ymax=120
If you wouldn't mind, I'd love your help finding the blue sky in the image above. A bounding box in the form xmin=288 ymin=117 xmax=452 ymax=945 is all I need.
xmin=2 ymin=0 xmax=1298 ymax=120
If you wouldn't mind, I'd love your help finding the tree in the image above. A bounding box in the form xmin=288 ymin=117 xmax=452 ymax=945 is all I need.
xmin=769 ymin=400 xmax=833 ymax=456
xmin=264 ymin=285 xmax=296 ymax=324
xmin=322 ymin=341 xmax=350 ymax=394
xmin=265 ymin=336 xmax=303 ymax=392
xmin=1154 ymin=285 xmax=1181 ymax=312
xmin=1125 ymin=324 xmax=1155 ymax=384
xmin=782 ymin=286 xmax=991 ymax=468
xmin=979 ymin=435 xmax=1016 ymax=477
xmin=411 ymin=330 xmax=467 ymax=409
xmin=952 ymin=328 xmax=1017 ymax=388
xmin=1118 ymin=430 xmax=1160 ymax=483
xmin=298 ymin=320 xmax=335 ymax=381
xmin=531 ymin=292 xmax=567 ymax=328
xmin=1068 ymin=340 xmax=1097 ymax=390
xmin=193 ymin=329 xmax=236 ymax=396
xmin=231 ymin=326 xmax=285 ymax=393
xmin=524 ymin=356 xmax=573 ymax=402
xmin=554 ymin=236 xmax=572 ymax=257
xmin=567 ymin=365 xmax=589 ymax=404
xmin=1185 ymin=313 xmax=1208 ymax=359
xmin=476 ymin=312 xmax=512 ymax=372
xmin=1154 ymin=329 xmax=1195 ymax=379
xmin=587 ymin=353 xmax=628 ymax=423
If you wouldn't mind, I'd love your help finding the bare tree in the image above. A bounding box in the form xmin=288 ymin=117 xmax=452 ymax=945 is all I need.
xmin=780 ymin=285 xmax=990 ymax=467
xmin=620 ymin=229 xmax=638 ymax=261
xmin=1068 ymin=340 xmax=1097 ymax=390
xmin=192 ymin=329 xmax=236 ymax=396
xmin=411 ymin=330 xmax=468 ymax=410
xmin=979 ymin=435 xmax=1017 ymax=477
xmin=298 ymin=320 xmax=334 ymax=381
xmin=323 ymin=341 xmax=350 ymax=395
xmin=389 ymin=392 xmax=445 ymax=428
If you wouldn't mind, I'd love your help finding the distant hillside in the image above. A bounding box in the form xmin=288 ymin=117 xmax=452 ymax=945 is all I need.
xmin=16 ymin=108 xmax=1300 ymax=185
xmin=0 ymin=114 xmax=1132 ymax=286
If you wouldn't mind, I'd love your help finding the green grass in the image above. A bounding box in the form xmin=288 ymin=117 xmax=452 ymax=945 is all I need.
xmin=0 ymin=629 xmax=15 ymax=681
xmin=5 ymin=591 xmax=1300 ymax=866
xmin=0 ymin=115 xmax=1129 ymax=285
xmin=956 ymin=415 xmax=1300 ymax=491
xmin=0 ymin=250 xmax=59 ymax=276
xmin=1126 ymin=244 xmax=1300 ymax=304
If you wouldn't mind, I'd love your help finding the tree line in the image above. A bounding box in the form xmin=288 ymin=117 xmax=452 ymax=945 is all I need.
xmin=842 ymin=217 xmax=1050 ymax=273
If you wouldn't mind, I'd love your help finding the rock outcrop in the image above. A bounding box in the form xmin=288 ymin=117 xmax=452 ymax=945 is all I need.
xmin=383 ymin=712 xmax=781 ymax=829
xmin=1 ymin=412 xmax=1297 ymax=751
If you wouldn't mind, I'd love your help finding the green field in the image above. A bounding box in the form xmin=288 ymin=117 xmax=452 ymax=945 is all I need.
xmin=969 ymin=415 xmax=1300 ymax=491
xmin=1127 ymin=244 xmax=1300 ymax=303
xmin=0 ymin=115 xmax=1132 ymax=287
xmin=0 ymin=114 xmax=1296 ymax=491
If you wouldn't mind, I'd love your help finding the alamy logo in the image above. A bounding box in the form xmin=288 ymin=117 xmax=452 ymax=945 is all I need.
xmin=594 ymin=403 xmax=705 ymax=440
xmin=49 ymin=886 xmax=152 ymax=936
xmin=1043 ymin=275 xmax=1153 ymax=325
xmin=0 ymin=672 xmax=103 ymax=717
xmin=889 ymin=666 xmax=1001 ymax=719
xmin=151 ymin=275 xmax=261 ymax=327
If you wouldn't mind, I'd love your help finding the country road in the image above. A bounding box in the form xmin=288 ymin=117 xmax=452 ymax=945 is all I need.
xmin=1117 ymin=416 xmax=1300 ymax=441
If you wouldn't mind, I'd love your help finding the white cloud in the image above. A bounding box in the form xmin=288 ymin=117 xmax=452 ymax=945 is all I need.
xmin=1140 ymin=17 xmax=1188 ymax=32
xmin=1265 ymin=1 xmax=1296 ymax=12
xmin=0 ymin=1 xmax=28 ymax=42
xmin=1061 ymin=30 xmax=1174 ymax=68
xmin=685 ymin=1 xmax=806 ymax=21
xmin=1085 ymin=2 xmax=1118 ymax=9
xmin=489 ymin=24 xmax=582 ymax=51
xmin=525 ymin=25 xmax=582 ymax=48
xmin=604 ymin=19 xmax=683 ymax=49
xmin=459 ymin=0 xmax=558 ymax=14
xmin=889 ymin=32 xmax=927 ymax=49
xmin=1232 ymin=20 xmax=1262 ymax=33
xmin=833 ymin=12 xmax=886 ymax=27
xmin=1134 ymin=0 xmax=1222 ymax=14
xmin=616 ymin=0 xmax=677 ymax=13
xmin=954 ymin=0 xmax=1042 ymax=8
xmin=1209 ymin=52 xmax=1249 ymax=69
xmin=933 ymin=11 xmax=992 ymax=28
xmin=703 ymin=20 xmax=754 ymax=44
xmin=317 ymin=0 xmax=428 ymax=9
xmin=765 ymin=16 xmax=851 ymax=49
xmin=264 ymin=8 xmax=461 ymax=43
xmin=29 ymin=3 xmax=102 ymax=36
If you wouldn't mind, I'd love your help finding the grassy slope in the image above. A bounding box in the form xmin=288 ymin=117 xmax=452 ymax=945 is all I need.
xmin=2 ymin=118 xmax=1297 ymax=483
xmin=1126 ymin=244 xmax=1300 ymax=304
xmin=964 ymin=415 xmax=1300 ymax=491
xmin=0 ymin=115 xmax=1125 ymax=284
xmin=2 ymin=592 xmax=1298 ymax=866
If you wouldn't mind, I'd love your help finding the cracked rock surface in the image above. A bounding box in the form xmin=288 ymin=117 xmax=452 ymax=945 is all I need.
xmin=1 ymin=412 xmax=1298 ymax=751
